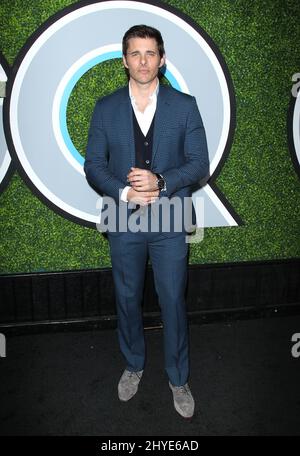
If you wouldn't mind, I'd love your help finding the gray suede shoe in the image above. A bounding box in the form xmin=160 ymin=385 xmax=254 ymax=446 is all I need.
xmin=118 ymin=369 xmax=143 ymax=401
xmin=169 ymin=381 xmax=195 ymax=418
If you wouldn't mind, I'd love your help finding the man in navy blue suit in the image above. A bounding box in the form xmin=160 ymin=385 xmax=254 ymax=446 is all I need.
xmin=84 ymin=25 xmax=209 ymax=418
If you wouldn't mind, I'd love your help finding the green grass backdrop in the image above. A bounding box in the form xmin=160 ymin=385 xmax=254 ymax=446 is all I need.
xmin=0 ymin=0 xmax=300 ymax=273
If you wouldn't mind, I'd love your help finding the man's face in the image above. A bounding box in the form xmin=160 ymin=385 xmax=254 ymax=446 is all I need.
xmin=123 ymin=37 xmax=165 ymax=85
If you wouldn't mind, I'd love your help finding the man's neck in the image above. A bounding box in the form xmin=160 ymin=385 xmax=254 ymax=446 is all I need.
xmin=129 ymin=77 xmax=159 ymax=100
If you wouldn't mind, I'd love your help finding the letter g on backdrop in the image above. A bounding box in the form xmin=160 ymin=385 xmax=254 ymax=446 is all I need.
xmin=0 ymin=53 xmax=14 ymax=195
xmin=288 ymin=74 xmax=300 ymax=180
xmin=3 ymin=0 xmax=241 ymax=228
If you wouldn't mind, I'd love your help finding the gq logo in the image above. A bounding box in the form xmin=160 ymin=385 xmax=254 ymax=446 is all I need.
xmin=288 ymin=72 xmax=300 ymax=179
xmin=0 ymin=53 xmax=14 ymax=194
xmin=4 ymin=0 xmax=240 ymax=228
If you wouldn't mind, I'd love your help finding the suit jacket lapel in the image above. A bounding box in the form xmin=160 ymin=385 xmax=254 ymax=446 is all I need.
xmin=151 ymin=85 xmax=170 ymax=167
xmin=119 ymin=86 xmax=135 ymax=168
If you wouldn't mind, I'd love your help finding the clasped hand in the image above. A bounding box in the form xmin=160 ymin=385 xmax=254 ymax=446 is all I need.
xmin=127 ymin=167 xmax=159 ymax=206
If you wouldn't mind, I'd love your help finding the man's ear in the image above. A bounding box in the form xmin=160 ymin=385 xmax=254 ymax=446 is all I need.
xmin=159 ymin=54 xmax=166 ymax=68
xmin=122 ymin=55 xmax=128 ymax=68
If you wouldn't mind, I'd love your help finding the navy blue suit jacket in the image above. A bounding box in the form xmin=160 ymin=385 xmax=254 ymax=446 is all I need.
xmin=84 ymin=84 xmax=209 ymax=232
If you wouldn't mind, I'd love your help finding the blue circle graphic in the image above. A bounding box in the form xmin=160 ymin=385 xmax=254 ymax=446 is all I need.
xmin=59 ymin=51 xmax=182 ymax=166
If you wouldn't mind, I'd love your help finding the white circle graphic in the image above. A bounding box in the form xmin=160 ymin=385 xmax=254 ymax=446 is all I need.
xmin=293 ymin=93 xmax=300 ymax=167
xmin=8 ymin=0 xmax=237 ymax=226
xmin=0 ymin=62 xmax=11 ymax=191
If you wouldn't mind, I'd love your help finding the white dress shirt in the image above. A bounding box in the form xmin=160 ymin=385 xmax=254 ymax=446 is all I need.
xmin=120 ymin=80 xmax=159 ymax=202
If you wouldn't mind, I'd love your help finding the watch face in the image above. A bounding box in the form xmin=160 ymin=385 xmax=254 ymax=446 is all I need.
xmin=158 ymin=178 xmax=164 ymax=190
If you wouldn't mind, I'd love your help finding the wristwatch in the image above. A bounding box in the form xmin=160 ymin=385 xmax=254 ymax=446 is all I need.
xmin=155 ymin=173 xmax=166 ymax=191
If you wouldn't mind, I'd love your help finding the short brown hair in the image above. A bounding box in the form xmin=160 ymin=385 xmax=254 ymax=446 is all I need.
xmin=122 ymin=24 xmax=165 ymax=57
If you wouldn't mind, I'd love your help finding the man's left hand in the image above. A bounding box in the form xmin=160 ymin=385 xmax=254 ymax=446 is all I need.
xmin=127 ymin=167 xmax=158 ymax=192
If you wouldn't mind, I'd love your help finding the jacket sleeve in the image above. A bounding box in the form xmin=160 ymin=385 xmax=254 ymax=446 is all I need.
xmin=161 ymin=97 xmax=209 ymax=197
xmin=84 ymin=100 xmax=126 ymax=203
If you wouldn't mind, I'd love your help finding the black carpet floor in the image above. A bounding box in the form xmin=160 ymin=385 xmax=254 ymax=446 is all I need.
xmin=0 ymin=314 xmax=300 ymax=436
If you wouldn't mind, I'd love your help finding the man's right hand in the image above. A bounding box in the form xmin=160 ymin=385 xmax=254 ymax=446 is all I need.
xmin=127 ymin=188 xmax=159 ymax=206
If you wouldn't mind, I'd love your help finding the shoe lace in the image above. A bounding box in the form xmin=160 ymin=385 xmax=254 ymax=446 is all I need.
xmin=127 ymin=371 xmax=142 ymax=380
xmin=177 ymin=384 xmax=190 ymax=395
